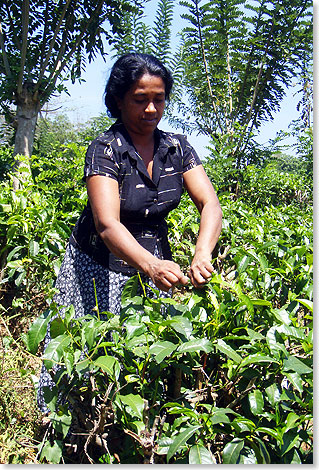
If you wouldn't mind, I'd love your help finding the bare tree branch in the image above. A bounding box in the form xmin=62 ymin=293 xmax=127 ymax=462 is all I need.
xmin=194 ymin=0 xmax=223 ymax=133
xmin=17 ymin=0 xmax=30 ymax=94
xmin=0 ymin=22 xmax=12 ymax=77
xmin=35 ymin=0 xmax=73 ymax=90
xmin=46 ymin=0 xmax=105 ymax=92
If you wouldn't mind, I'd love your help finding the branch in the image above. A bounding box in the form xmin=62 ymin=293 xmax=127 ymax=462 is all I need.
xmin=234 ymin=18 xmax=275 ymax=157
xmin=39 ymin=0 xmax=51 ymax=70
xmin=232 ymin=0 xmax=266 ymax=124
xmin=17 ymin=0 xmax=30 ymax=94
xmin=35 ymin=0 xmax=72 ymax=90
xmin=45 ymin=0 xmax=105 ymax=92
xmin=194 ymin=0 xmax=223 ymax=133
xmin=226 ymin=34 xmax=232 ymax=137
xmin=4 ymin=0 xmax=21 ymax=50
xmin=0 ymin=22 xmax=11 ymax=77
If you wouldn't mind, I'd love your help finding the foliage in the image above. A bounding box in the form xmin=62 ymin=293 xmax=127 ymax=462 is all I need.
xmin=27 ymin=267 xmax=312 ymax=463
xmin=0 ymin=146 xmax=86 ymax=295
xmin=33 ymin=115 xmax=78 ymax=157
xmin=111 ymin=0 xmax=174 ymax=66
xmin=0 ymin=0 xmax=134 ymax=166
xmin=0 ymin=113 xmax=313 ymax=463
xmin=75 ymin=113 xmax=115 ymax=144
xmin=110 ymin=0 xmax=313 ymax=181
xmin=171 ymin=0 xmax=313 ymax=161
xmin=0 ymin=329 xmax=43 ymax=464
xmin=33 ymin=113 xmax=114 ymax=156
xmin=202 ymin=156 xmax=312 ymax=206
xmin=0 ymin=146 xmax=14 ymax=182
xmin=0 ymin=0 xmax=133 ymax=113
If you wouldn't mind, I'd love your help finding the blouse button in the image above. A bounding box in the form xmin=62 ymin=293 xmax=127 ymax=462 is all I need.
xmin=153 ymin=198 xmax=158 ymax=203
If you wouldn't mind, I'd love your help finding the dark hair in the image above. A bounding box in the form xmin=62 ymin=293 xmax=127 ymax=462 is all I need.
xmin=104 ymin=53 xmax=174 ymax=118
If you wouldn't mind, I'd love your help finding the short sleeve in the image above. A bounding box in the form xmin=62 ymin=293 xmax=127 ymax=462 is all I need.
xmin=83 ymin=137 xmax=120 ymax=182
xmin=179 ymin=136 xmax=202 ymax=173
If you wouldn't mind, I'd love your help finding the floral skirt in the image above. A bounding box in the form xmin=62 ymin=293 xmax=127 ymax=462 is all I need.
xmin=37 ymin=242 xmax=169 ymax=413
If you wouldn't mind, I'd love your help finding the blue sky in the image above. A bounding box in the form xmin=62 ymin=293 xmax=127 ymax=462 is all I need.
xmin=58 ymin=0 xmax=305 ymax=159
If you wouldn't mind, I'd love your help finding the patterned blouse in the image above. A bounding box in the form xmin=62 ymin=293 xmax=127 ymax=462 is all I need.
xmin=70 ymin=121 xmax=202 ymax=274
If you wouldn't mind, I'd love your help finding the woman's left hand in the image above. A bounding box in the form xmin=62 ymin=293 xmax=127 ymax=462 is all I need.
xmin=188 ymin=251 xmax=213 ymax=288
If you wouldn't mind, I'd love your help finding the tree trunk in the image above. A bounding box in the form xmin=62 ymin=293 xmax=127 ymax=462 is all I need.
xmin=12 ymin=83 xmax=40 ymax=190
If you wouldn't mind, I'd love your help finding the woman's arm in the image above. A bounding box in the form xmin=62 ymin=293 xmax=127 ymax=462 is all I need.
xmin=183 ymin=165 xmax=223 ymax=288
xmin=86 ymin=175 xmax=188 ymax=291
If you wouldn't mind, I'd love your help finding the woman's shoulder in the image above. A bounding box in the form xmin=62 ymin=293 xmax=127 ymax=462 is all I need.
xmin=88 ymin=123 xmax=118 ymax=147
xmin=157 ymin=129 xmax=194 ymax=152
xmin=86 ymin=123 xmax=128 ymax=160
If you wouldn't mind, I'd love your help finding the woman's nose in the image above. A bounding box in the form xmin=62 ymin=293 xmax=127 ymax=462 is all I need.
xmin=145 ymin=101 xmax=156 ymax=113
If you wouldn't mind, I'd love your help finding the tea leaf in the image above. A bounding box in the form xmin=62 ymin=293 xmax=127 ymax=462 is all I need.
xmin=189 ymin=445 xmax=215 ymax=464
xmin=167 ymin=425 xmax=201 ymax=462
xmin=149 ymin=341 xmax=177 ymax=363
xmin=223 ymin=438 xmax=245 ymax=464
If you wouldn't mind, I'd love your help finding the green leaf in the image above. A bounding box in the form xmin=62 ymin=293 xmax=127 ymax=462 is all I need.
xmin=238 ymin=353 xmax=279 ymax=370
xmin=29 ymin=240 xmax=40 ymax=257
xmin=163 ymin=316 xmax=193 ymax=339
xmin=232 ymin=418 xmax=256 ymax=433
xmin=285 ymin=372 xmax=304 ymax=393
xmin=236 ymin=255 xmax=249 ymax=273
xmin=266 ymin=326 xmax=288 ymax=357
xmin=253 ymin=437 xmax=271 ymax=464
xmin=277 ymin=324 xmax=306 ymax=341
xmin=43 ymin=386 xmax=58 ymax=412
xmin=295 ymin=298 xmax=313 ymax=312
xmin=265 ymin=383 xmax=281 ymax=406
xmin=149 ymin=341 xmax=177 ymax=363
xmin=63 ymin=351 xmax=74 ymax=376
xmin=82 ymin=319 xmax=97 ymax=349
xmin=271 ymin=308 xmax=291 ymax=325
xmin=40 ymin=440 xmax=63 ymax=464
xmin=50 ymin=409 xmax=72 ymax=438
xmin=248 ymin=389 xmax=264 ymax=415
xmin=27 ymin=310 xmax=52 ymax=354
xmin=117 ymin=393 xmax=145 ymax=420
xmin=121 ymin=275 xmax=139 ymax=304
xmin=284 ymin=412 xmax=300 ymax=432
xmin=283 ymin=356 xmax=312 ymax=375
xmin=94 ymin=355 xmax=120 ymax=380
xmin=250 ymin=299 xmax=272 ymax=307
xmin=177 ymin=338 xmax=212 ymax=355
xmin=43 ymin=334 xmax=71 ymax=370
xmin=167 ymin=425 xmax=201 ymax=462
xmin=215 ymin=339 xmax=241 ymax=364
xmin=255 ymin=427 xmax=283 ymax=444
xmin=189 ymin=445 xmax=215 ymax=464
xmin=223 ymin=438 xmax=244 ymax=464
xmin=125 ymin=320 xmax=147 ymax=340
xmin=209 ymin=411 xmax=231 ymax=426
xmin=281 ymin=431 xmax=300 ymax=456
xmin=50 ymin=317 xmax=66 ymax=338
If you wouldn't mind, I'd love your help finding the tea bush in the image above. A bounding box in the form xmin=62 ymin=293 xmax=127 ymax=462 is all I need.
xmin=0 ymin=139 xmax=313 ymax=464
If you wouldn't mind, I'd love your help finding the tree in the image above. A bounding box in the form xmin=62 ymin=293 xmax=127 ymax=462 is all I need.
xmin=111 ymin=0 xmax=174 ymax=66
xmin=0 ymin=0 xmax=133 ymax=187
xmin=112 ymin=0 xmax=312 ymax=169
xmin=170 ymin=0 xmax=313 ymax=167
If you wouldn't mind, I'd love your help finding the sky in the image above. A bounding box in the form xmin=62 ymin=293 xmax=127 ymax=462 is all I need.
xmin=55 ymin=0 xmax=308 ymax=160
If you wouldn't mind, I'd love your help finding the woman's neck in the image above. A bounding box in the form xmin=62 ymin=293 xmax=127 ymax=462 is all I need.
xmin=127 ymin=129 xmax=155 ymax=149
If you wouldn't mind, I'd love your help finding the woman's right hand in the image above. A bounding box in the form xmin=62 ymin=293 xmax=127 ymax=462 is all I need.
xmin=146 ymin=258 xmax=189 ymax=292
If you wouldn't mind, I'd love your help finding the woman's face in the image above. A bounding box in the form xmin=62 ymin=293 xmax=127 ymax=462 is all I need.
xmin=116 ymin=73 xmax=166 ymax=137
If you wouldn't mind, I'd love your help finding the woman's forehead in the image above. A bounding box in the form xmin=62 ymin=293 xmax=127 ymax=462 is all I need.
xmin=131 ymin=73 xmax=165 ymax=93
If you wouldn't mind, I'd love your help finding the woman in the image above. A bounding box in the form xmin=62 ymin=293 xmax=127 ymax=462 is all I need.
xmin=37 ymin=53 xmax=222 ymax=412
